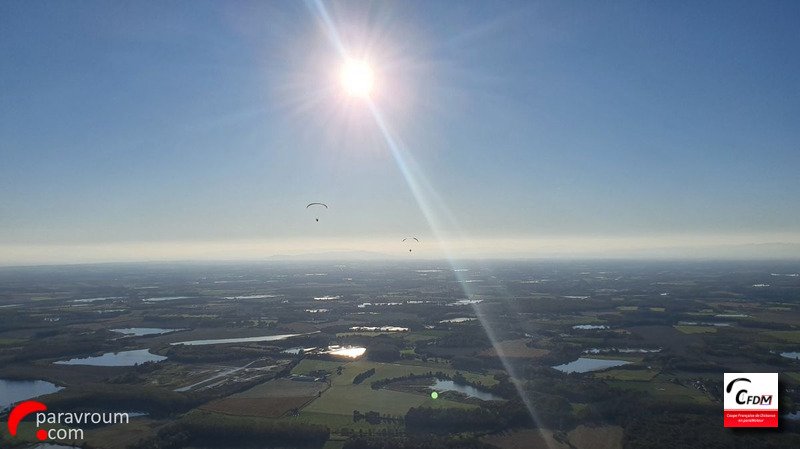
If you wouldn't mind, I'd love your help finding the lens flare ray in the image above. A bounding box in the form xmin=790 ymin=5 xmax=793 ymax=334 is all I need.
xmin=308 ymin=0 xmax=552 ymax=440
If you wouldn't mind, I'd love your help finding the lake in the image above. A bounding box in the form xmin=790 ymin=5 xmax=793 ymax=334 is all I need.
xmin=677 ymin=321 xmax=731 ymax=327
xmin=553 ymin=357 xmax=631 ymax=374
xmin=141 ymin=296 xmax=190 ymax=302
xmin=112 ymin=328 xmax=184 ymax=337
xmin=282 ymin=347 xmax=317 ymax=355
xmin=431 ymin=379 xmax=503 ymax=401
xmin=171 ymin=332 xmax=317 ymax=346
xmin=1 ymin=379 xmax=63 ymax=409
xmin=54 ymin=349 xmax=166 ymax=366
xmin=350 ymin=326 xmax=408 ymax=332
xmin=585 ymin=347 xmax=661 ymax=354
xmin=439 ymin=317 xmax=476 ymax=324
xmin=327 ymin=346 xmax=366 ymax=359
xmin=781 ymin=352 xmax=800 ymax=360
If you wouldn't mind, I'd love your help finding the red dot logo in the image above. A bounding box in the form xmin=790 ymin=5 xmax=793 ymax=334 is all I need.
xmin=7 ymin=400 xmax=48 ymax=439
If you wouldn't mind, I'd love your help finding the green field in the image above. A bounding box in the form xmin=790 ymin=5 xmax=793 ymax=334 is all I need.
xmin=293 ymin=358 xmax=496 ymax=386
xmin=393 ymin=330 xmax=451 ymax=343
xmin=291 ymin=359 xmax=345 ymax=376
xmin=674 ymin=325 xmax=717 ymax=334
xmin=764 ymin=331 xmax=800 ymax=343
xmin=233 ymin=378 xmax=326 ymax=398
xmin=280 ymin=358 xmax=484 ymax=430
xmin=609 ymin=376 xmax=713 ymax=404
xmin=336 ymin=332 xmax=388 ymax=338
xmin=323 ymin=440 xmax=346 ymax=449
xmin=594 ymin=368 xmax=659 ymax=381
xmin=304 ymin=383 xmax=455 ymax=416
xmin=563 ymin=337 xmax=605 ymax=345
xmin=617 ymin=306 xmax=639 ymax=311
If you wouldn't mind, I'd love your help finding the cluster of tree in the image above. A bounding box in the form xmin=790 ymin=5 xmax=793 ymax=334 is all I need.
xmin=0 ymin=431 xmax=25 ymax=449
xmin=353 ymin=410 xmax=401 ymax=425
xmin=353 ymin=368 xmax=376 ymax=384
xmin=11 ymin=331 xmax=116 ymax=362
xmin=142 ymin=314 xmax=220 ymax=328
xmin=405 ymin=407 xmax=502 ymax=433
xmin=41 ymin=384 xmax=198 ymax=418
xmin=339 ymin=427 xmax=403 ymax=439
xmin=367 ymin=342 xmax=401 ymax=362
xmin=371 ymin=371 xmax=451 ymax=390
xmin=432 ymin=330 xmax=489 ymax=349
xmin=165 ymin=344 xmax=273 ymax=363
xmin=509 ymin=297 xmax=608 ymax=314
xmin=108 ymin=360 xmax=163 ymax=384
xmin=524 ymin=393 xmax=575 ymax=429
xmin=624 ymin=412 xmax=800 ymax=449
xmin=131 ymin=417 xmax=329 ymax=449
xmin=450 ymin=356 xmax=484 ymax=371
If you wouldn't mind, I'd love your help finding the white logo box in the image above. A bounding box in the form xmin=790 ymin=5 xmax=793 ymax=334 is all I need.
xmin=723 ymin=373 xmax=778 ymax=411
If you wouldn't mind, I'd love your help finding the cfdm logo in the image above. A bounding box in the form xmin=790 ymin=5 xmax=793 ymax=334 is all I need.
xmin=723 ymin=373 xmax=778 ymax=427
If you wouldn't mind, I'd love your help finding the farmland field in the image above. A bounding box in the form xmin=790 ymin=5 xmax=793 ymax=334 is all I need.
xmin=674 ymin=325 xmax=717 ymax=334
xmin=479 ymin=339 xmax=550 ymax=359
xmin=201 ymin=396 xmax=314 ymax=418
xmin=594 ymin=369 xmax=659 ymax=381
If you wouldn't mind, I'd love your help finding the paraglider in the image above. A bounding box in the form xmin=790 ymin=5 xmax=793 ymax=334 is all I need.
xmin=306 ymin=203 xmax=328 ymax=222
xmin=403 ymin=237 xmax=419 ymax=252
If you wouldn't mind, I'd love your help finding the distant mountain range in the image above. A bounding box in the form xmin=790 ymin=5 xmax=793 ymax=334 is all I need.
xmin=644 ymin=242 xmax=800 ymax=260
xmin=266 ymin=243 xmax=800 ymax=261
xmin=512 ymin=242 xmax=800 ymax=260
xmin=267 ymin=250 xmax=399 ymax=261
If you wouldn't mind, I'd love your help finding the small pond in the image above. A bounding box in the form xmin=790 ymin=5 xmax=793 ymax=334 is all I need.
xmin=431 ymin=379 xmax=503 ymax=401
xmin=55 ymin=349 xmax=166 ymax=366
xmin=1 ymin=379 xmax=63 ymax=409
xmin=171 ymin=332 xmax=315 ymax=346
xmin=112 ymin=328 xmax=184 ymax=337
xmin=552 ymin=357 xmax=631 ymax=374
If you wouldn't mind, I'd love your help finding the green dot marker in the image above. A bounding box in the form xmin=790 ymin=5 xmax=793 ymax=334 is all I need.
xmin=431 ymin=391 xmax=438 ymax=399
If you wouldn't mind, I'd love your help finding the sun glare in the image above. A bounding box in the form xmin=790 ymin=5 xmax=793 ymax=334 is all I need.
xmin=340 ymin=60 xmax=374 ymax=98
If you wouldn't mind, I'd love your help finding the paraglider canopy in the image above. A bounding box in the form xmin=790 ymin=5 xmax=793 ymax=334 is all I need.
xmin=402 ymin=237 xmax=419 ymax=252
xmin=306 ymin=203 xmax=328 ymax=222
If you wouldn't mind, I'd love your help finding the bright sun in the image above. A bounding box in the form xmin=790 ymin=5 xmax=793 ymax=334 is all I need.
xmin=340 ymin=60 xmax=374 ymax=98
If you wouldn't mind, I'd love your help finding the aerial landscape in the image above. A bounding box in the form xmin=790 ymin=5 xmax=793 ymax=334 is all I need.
xmin=2 ymin=1 xmax=800 ymax=448
xmin=2 ymin=261 xmax=799 ymax=448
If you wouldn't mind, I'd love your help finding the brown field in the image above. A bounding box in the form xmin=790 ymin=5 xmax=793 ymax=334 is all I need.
xmin=481 ymin=429 xmax=570 ymax=449
xmin=233 ymin=378 xmax=327 ymax=398
xmin=479 ymin=339 xmax=550 ymax=359
xmin=200 ymin=396 xmax=314 ymax=418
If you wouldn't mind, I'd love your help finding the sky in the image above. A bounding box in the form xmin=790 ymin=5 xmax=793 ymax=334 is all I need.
xmin=1 ymin=0 xmax=799 ymax=265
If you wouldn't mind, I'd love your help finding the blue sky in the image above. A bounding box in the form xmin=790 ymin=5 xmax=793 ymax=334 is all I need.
xmin=1 ymin=1 xmax=799 ymax=264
